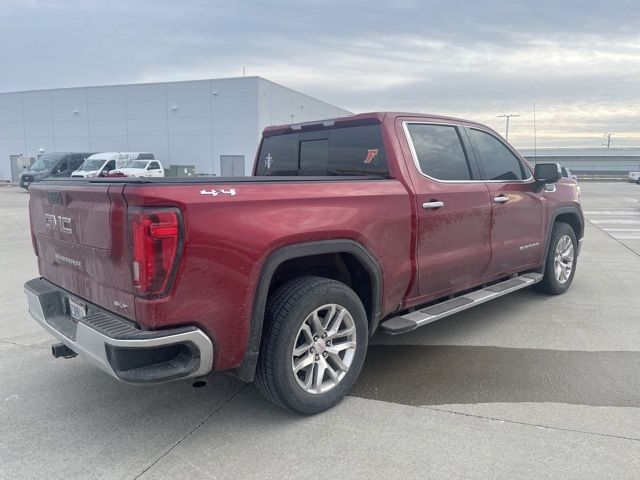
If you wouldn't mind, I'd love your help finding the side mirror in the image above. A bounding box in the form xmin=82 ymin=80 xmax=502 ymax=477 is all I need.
xmin=534 ymin=163 xmax=561 ymax=189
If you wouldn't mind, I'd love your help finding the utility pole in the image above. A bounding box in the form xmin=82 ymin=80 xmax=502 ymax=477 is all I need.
xmin=603 ymin=132 xmax=613 ymax=148
xmin=497 ymin=114 xmax=521 ymax=141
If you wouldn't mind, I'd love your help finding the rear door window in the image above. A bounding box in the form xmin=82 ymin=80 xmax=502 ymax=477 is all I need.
xmin=468 ymin=129 xmax=530 ymax=181
xmin=256 ymin=125 xmax=388 ymax=176
xmin=405 ymin=124 xmax=472 ymax=181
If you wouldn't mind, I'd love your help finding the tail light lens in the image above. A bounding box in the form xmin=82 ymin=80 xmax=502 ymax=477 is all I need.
xmin=130 ymin=208 xmax=182 ymax=297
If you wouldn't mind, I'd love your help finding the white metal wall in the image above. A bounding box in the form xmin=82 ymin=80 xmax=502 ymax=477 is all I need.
xmin=0 ymin=76 xmax=351 ymax=180
xmin=525 ymin=156 xmax=640 ymax=173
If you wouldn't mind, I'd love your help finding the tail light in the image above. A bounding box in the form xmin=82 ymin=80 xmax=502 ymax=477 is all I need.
xmin=129 ymin=208 xmax=182 ymax=297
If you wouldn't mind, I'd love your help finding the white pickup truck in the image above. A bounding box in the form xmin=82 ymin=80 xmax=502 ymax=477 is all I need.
xmin=628 ymin=171 xmax=640 ymax=184
xmin=115 ymin=159 xmax=165 ymax=178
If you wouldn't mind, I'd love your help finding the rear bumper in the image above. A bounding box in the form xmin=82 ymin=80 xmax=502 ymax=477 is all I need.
xmin=24 ymin=278 xmax=214 ymax=384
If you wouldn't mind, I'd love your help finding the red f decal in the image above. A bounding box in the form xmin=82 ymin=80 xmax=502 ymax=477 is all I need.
xmin=364 ymin=149 xmax=379 ymax=164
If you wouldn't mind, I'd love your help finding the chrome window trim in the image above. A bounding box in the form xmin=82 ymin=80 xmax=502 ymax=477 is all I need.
xmin=402 ymin=121 xmax=534 ymax=184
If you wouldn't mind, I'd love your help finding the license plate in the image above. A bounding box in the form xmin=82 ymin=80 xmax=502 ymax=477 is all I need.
xmin=23 ymin=182 xmax=29 ymax=186
xmin=68 ymin=297 xmax=87 ymax=320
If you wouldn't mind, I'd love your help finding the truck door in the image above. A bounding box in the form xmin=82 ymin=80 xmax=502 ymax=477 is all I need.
xmin=147 ymin=161 xmax=162 ymax=177
xmin=466 ymin=127 xmax=545 ymax=274
xmin=100 ymin=160 xmax=116 ymax=176
xmin=402 ymin=122 xmax=493 ymax=298
xmin=50 ymin=158 xmax=68 ymax=177
xmin=68 ymin=155 xmax=85 ymax=176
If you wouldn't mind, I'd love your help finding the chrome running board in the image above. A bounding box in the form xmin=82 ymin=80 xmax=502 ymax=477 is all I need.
xmin=380 ymin=273 xmax=543 ymax=335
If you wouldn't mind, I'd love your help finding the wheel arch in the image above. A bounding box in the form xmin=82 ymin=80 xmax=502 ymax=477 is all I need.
xmin=539 ymin=205 xmax=584 ymax=275
xmin=232 ymin=240 xmax=382 ymax=382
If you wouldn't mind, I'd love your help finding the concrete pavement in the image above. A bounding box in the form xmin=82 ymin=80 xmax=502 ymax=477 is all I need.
xmin=0 ymin=183 xmax=638 ymax=479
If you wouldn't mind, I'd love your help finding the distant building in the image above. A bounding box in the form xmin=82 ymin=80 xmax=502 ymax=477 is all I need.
xmin=519 ymin=147 xmax=640 ymax=175
xmin=0 ymin=76 xmax=351 ymax=180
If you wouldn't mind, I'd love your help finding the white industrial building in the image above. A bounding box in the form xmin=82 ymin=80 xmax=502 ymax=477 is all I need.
xmin=519 ymin=147 xmax=640 ymax=175
xmin=0 ymin=76 xmax=351 ymax=181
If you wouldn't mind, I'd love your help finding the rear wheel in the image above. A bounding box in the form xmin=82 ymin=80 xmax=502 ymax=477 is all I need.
xmin=535 ymin=222 xmax=578 ymax=295
xmin=255 ymin=276 xmax=368 ymax=414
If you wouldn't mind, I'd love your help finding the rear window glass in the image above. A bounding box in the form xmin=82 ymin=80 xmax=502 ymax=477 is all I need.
xmin=406 ymin=124 xmax=471 ymax=181
xmin=256 ymin=125 xmax=388 ymax=177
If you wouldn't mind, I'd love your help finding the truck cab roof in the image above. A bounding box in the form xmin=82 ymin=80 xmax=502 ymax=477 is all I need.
xmin=262 ymin=111 xmax=492 ymax=137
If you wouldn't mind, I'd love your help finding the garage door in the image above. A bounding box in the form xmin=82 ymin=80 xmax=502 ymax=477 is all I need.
xmin=220 ymin=155 xmax=245 ymax=177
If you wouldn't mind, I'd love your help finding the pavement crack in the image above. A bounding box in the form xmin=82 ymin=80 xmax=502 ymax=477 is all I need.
xmin=422 ymin=405 xmax=640 ymax=442
xmin=133 ymin=383 xmax=249 ymax=479
xmin=0 ymin=339 xmax=48 ymax=350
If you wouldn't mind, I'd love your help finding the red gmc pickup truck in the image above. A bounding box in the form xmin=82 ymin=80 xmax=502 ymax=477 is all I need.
xmin=24 ymin=112 xmax=583 ymax=414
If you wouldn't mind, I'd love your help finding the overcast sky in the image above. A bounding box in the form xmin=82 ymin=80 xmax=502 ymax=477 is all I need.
xmin=2 ymin=0 xmax=639 ymax=147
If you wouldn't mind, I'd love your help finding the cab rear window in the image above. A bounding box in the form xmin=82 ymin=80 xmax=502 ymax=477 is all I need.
xmin=256 ymin=125 xmax=388 ymax=177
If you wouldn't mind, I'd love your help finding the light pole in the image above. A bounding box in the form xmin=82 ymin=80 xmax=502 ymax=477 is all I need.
xmin=497 ymin=114 xmax=521 ymax=141
xmin=533 ymin=103 xmax=537 ymax=160
xmin=603 ymin=132 xmax=613 ymax=148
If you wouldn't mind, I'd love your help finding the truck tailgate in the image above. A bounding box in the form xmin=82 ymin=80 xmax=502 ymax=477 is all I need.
xmin=29 ymin=183 xmax=136 ymax=320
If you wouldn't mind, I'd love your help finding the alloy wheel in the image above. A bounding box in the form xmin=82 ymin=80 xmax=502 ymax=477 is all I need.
xmin=554 ymin=234 xmax=575 ymax=284
xmin=291 ymin=304 xmax=357 ymax=394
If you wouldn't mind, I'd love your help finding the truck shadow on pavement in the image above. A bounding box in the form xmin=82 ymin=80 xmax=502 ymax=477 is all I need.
xmin=351 ymin=344 xmax=640 ymax=407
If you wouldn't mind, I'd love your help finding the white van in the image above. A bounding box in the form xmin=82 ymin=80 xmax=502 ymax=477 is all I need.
xmin=71 ymin=152 xmax=155 ymax=178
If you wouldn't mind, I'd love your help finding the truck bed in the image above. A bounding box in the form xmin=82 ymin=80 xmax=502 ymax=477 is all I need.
xmin=29 ymin=176 xmax=413 ymax=371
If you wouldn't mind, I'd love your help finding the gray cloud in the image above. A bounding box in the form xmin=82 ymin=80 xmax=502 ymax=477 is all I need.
xmin=2 ymin=0 xmax=640 ymax=147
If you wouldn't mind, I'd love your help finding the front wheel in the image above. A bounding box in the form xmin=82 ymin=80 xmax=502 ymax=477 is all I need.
xmin=535 ymin=222 xmax=578 ymax=295
xmin=255 ymin=276 xmax=368 ymax=414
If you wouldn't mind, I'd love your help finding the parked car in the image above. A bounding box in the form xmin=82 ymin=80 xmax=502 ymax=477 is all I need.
xmin=71 ymin=152 xmax=155 ymax=178
xmin=628 ymin=171 xmax=640 ymax=183
xmin=20 ymin=152 xmax=94 ymax=189
xmin=24 ymin=112 xmax=583 ymax=414
xmin=112 ymin=159 xmax=165 ymax=178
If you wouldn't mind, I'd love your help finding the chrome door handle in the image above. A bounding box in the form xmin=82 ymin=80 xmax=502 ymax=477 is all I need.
xmin=493 ymin=195 xmax=509 ymax=204
xmin=422 ymin=201 xmax=444 ymax=210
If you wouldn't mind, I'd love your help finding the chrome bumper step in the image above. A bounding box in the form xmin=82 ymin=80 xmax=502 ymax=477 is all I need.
xmin=380 ymin=273 xmax=543 ymax=335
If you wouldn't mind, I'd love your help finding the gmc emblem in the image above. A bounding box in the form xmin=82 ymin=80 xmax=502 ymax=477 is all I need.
xmin=44 ymin=214 xmax=72 ymax=234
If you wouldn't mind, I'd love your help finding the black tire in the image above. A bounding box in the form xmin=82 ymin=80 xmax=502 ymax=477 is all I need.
xmin=535 ymin=222 xmax=578 ymax=295
xmin=255 ymin=276 xmax=368 ymax=414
